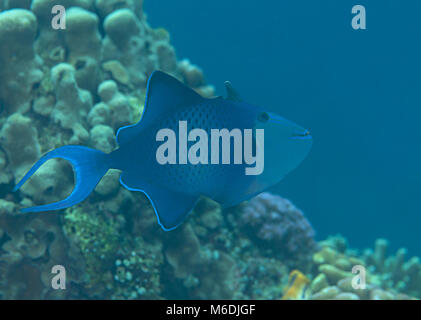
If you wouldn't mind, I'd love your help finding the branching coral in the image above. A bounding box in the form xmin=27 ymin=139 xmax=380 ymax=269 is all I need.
xmin=308 ymin=235 xmax=419 ymax=300
xmin=363 ymin=238 xmax=421 ymax=297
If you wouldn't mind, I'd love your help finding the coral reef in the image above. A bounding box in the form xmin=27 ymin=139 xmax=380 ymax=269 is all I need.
xmin=0 ymin=0 xmax=216 ymax=299
xmin=50 ymin=63 xmax=92 ymax=144
xmin=0 ymin=0 xmax=420 ymax=301
xmin=363 ymin=239 xmax=421 ymax=298
xmin=238 ymin=192 xmax=317 ymax=270
xmin=0 ymin=200 xmax=86 ymax=299
xmin=0 ymin=9 xmax=43 ymax=114
xmin=167 ymin=197 xmax=301 ymax=299
xmin=163 ymin=223 xmax=237 ymax=299
xmin=308 ymin=235 xmax=419 ymax=300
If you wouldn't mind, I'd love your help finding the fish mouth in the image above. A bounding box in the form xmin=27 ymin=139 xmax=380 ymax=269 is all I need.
xmin=290 ymin=129 xmax=312 ymax=140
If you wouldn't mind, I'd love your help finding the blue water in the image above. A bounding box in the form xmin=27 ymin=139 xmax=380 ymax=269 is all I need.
xmin=145 ymin=0 xmax=421 ymax=256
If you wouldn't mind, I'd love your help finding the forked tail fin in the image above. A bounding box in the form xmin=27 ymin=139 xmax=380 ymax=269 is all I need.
xmin=14 ymin=146 xmax=111 ymax=213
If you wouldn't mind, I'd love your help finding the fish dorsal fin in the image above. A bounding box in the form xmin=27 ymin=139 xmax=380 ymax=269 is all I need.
xmin=116 ymin=71 xmax=205 ymax=146
xmin=224 ymin=81 xmax=242 ymax=101
xmin=119 ymin=172 xmax=199 ymax=231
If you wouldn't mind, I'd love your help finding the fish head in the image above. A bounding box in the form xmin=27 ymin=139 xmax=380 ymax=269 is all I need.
xmin=253 ymin=109 xmax=312 ymax=181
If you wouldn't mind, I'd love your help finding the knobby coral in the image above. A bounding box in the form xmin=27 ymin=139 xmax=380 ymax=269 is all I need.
xmin=0 ymin=0 xmax=215 ymax=299
xmin=239 ymin=193 xmax=317 ymax=270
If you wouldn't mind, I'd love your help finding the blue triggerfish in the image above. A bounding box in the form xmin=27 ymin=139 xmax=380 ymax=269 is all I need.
xmin=14 ymin=71 xmax=312 ymax=231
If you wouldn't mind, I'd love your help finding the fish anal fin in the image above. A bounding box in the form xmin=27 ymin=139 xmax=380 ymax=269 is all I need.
xmin=119 ymin=172 xmax=199 ymax=231
xmin=116 ymin=71 xmax=204 ymax=146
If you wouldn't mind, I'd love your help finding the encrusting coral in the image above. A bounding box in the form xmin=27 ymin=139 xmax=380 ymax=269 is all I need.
xmin=0 ymin=0 xmax=420 ymax=300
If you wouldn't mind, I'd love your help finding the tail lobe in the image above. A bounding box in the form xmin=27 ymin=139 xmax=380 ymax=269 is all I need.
xmin=14 ymin=145 xmax=111 ymax=213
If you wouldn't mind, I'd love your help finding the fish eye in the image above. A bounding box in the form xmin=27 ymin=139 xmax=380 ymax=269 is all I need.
xmin=257 ymin=112 xmax=269 ymax=123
